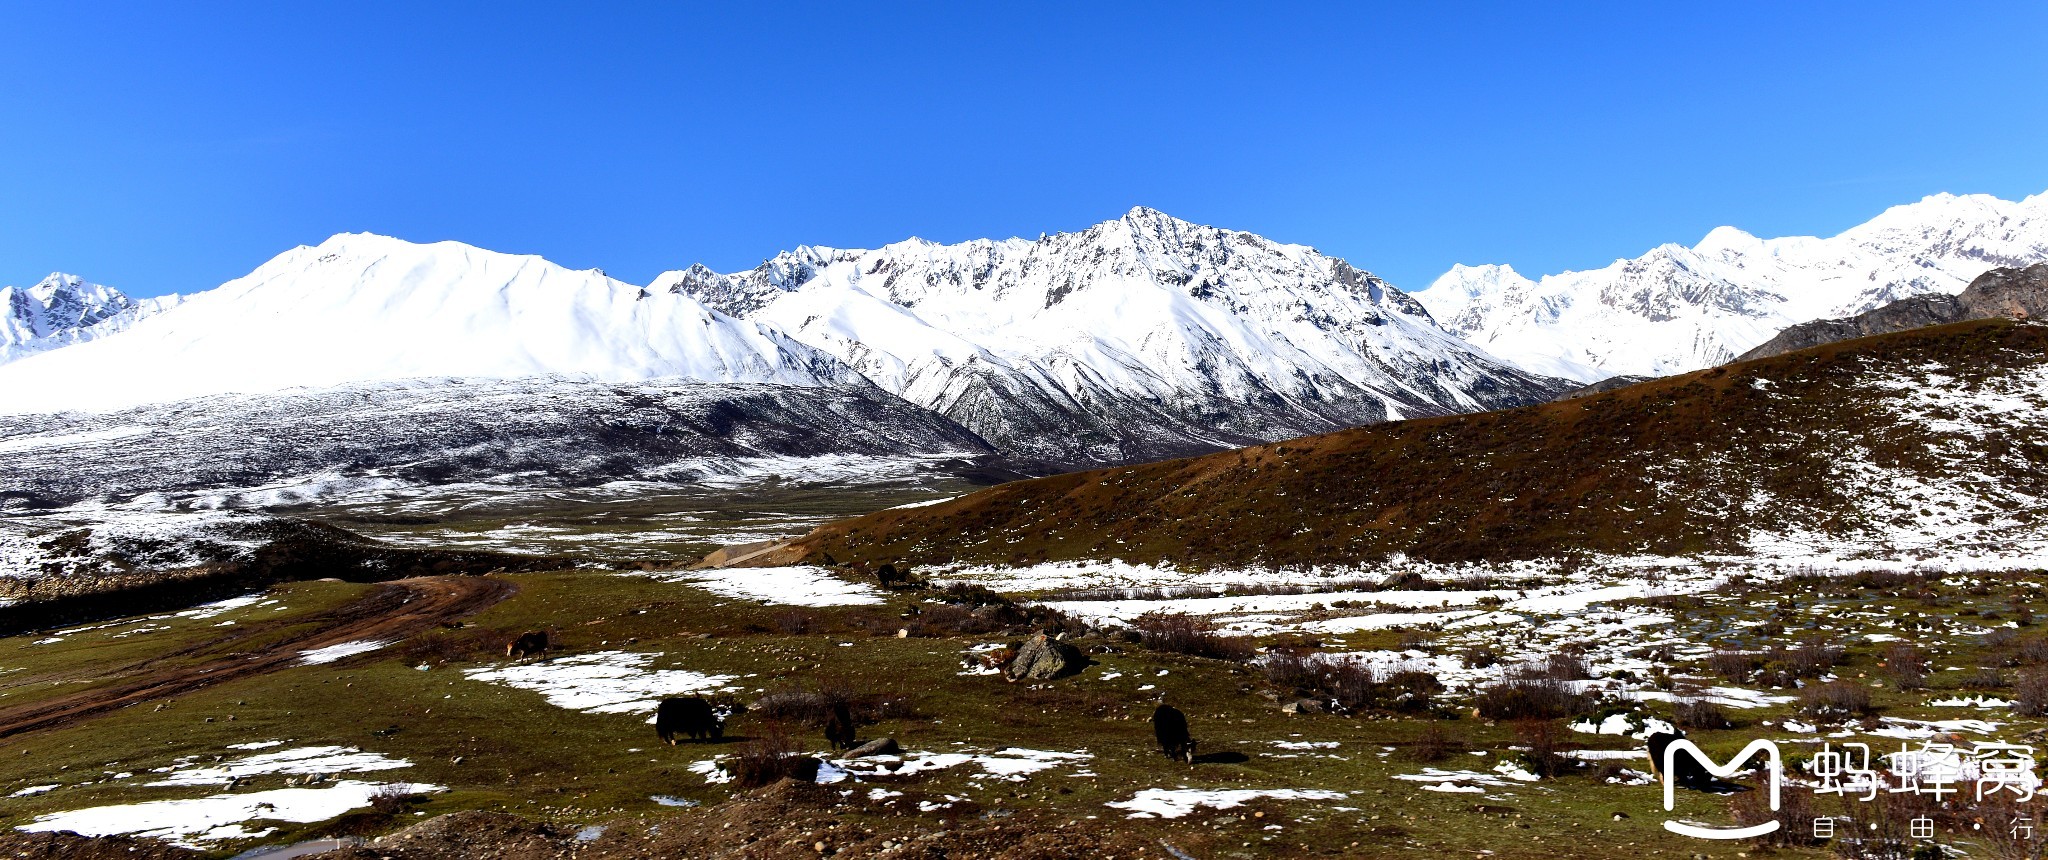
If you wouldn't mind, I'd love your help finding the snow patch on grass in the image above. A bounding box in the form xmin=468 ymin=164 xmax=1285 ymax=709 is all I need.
xmin=1106 ymin=788 xmax=1347 ymax=819
xmin=463 ymin=651 xmax=739 ymax=714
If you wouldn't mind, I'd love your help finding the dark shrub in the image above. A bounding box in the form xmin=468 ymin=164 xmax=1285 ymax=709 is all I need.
xmin=1799 ymin=681 xmax=1873 ymax=719
xmin=2016 ymin=667 xmax=2048 ymax=717
xmin=1962 ymin=667 xmax=2008 ymax=690
xmin=772 ymin=608 xmax=814 ymax=635
xmin=1706 ymin=650 xmax=1757 ymax=681
xmin=1132 ymin=612 xmax=1255 ymax=661
xmin=1514 ymin=720 xmax=1570 ymax=778
xmin=1881 ymin=642 xmax=1926 ymax=691
xmin=1474 ymin=670 xmax=1590 ymax=721
xmin=1675 ymin=698 xmax=1733 ymax=730
xmin=1405 ymin=722 xmax=1462 ymax=762
xmin=730 ymin=726 xmax=813 ymax=788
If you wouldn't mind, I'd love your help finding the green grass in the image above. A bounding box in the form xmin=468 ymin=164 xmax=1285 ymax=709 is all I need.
xmin=0 ymin=565 xmax=2040 ymax=858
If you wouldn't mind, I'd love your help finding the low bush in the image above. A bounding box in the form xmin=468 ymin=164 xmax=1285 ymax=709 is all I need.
xmin=1675 ymin=698 xmax=1734 ymax=730
xmin=1799 ymin=681 xmax=1874 ymax=720
xmin=1261 ymin=652 xmax=1442 ymax=714
xmin=1882 ymin=641 xmax=1927 ymax=691
xmin=730 ymin=727 xmax=813 ymax=788
xmin=1474 ymin=670 xmax=1590 ymax=721
xmin=1132 ymin=612 xmax=1256 ymax=661
xmin=2015 ymin=667 xmax=2048 ymax=717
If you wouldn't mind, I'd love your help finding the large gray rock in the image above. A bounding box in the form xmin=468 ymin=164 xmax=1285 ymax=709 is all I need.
xmin=1738 ymin=262 xmax=2048 ymax=361
xmin=846 ymin=737 xmax=901 ymax=758
xmin=1004 ymin=633 xmax=1084 ymax=681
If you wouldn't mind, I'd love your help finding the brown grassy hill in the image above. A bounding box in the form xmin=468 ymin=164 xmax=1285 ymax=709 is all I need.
xmin=752 ymin=319 xmax=2048 ymax=569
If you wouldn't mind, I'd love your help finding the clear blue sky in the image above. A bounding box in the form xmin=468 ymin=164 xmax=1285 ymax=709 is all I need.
xmin=3 ymin=2 xmax=2045 ymax=299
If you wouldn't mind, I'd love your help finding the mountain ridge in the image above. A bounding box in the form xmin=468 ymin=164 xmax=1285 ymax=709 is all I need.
xmin=1418 ymin=190 xmax=2048 ymax=382
xmin=753 ymin=317 xmax=2048 ymax=569
xmin=0 ymin=211 xmax=1569 ymax=467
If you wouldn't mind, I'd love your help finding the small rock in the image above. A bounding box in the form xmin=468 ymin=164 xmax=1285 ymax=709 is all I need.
xmin=846 ymin=737 xmax=901 ymax=759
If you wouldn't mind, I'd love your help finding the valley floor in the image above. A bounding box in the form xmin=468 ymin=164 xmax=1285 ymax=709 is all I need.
xmin=0 ymin=551 xmax=2042 ymax=859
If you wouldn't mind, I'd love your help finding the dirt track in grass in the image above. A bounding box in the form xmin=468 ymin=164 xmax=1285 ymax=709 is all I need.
xmin=0 ymin=575 xmax=515 ymax=740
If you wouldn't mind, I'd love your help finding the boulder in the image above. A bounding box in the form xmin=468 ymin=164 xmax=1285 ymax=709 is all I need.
xmin=846 ymin=737 xmax=901 ymax=758
xmin=1281 ymin=698 xmax=1326 ymax=715
xmin=1004 ymin=633 xmax=1084 ymax=681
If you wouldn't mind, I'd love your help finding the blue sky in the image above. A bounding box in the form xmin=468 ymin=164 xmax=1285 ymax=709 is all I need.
xmin=3 ymin=2 xmax=2045 ymax=299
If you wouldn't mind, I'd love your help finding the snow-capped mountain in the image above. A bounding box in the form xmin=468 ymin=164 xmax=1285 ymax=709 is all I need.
xmin=0 ymin=273 xmax=182 ymax=366
xmin=655 ymin=207 xmax=1564 ymax=462
xmin=0 ymin=234 xmax=867 ymax=414
xmin=1418 ymin=190 xmax=2048 ymax=382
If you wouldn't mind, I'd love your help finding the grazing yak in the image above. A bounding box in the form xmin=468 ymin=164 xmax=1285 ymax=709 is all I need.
xmin=875 ymin=563 xmax=910 ymax=589
xmin=1645 ymin=730 xmax=1718 ymax=789
xmin=1152 ymin=704 xmax=1196 ymax=764
xmin=655 ymin=697 xmax=722 ymax=744
xmin=824 ymin=702 xmax=857 ymax=750
xmin=506 ymin=630 xmax=548 ymax=659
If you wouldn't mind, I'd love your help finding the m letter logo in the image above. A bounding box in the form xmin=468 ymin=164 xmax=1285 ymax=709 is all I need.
xmin=1661 ymin=739 xmax=1784 ymax=840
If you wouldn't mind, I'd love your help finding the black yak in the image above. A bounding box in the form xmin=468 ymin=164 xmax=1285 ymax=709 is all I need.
xmin=876 ymin=563 xmax=910 ymax=589
xmin=1152 ymin=704 xmax=1196 ymax=763
xmin=655 ymin=697 xmax=722 ymax=745
xmin=824 ymin=702 xmax=857 ymax=750
xmin=1645 ymin=731 xmax=1717 ymax=789
xmin=506 ymin=630 xmax=548 ymax=659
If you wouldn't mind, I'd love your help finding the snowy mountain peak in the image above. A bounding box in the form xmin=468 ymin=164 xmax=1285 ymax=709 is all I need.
xmin=2 ymin=273 xmax=179 ymax=367
xmin=0 ymin=234 xmax=867 ymax=414
xmin=656 ymin=208 xmax=1561 ymax=461
xmin=1418 ymin=188 xmax=2048 ymax=382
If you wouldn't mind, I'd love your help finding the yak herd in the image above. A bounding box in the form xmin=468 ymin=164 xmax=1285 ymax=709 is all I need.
xmin=506 ymin=630 xmax=1203 ymax=761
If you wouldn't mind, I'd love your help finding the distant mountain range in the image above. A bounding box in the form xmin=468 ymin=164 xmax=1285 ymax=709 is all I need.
xmin=1417 ymin=190 xmax=2048 ymax=382
xmin=758 ymin=316 xmax=2048 ymax=569
xmin=0 ymin=210 xmax=1566 ymax=482
xmin=7 ymin=191 xmax=2046 ymax=521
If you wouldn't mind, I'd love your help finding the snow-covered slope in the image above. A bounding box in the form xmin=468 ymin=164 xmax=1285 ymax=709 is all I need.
xmin=0 ymin=235 xmax=866 ymax=413
xmin=655 ymin=207 xmax=1564 ymax=462
xmin=1419 ymin=190 xmax=2048 ymax=382
xmin=0 ymin=274 xmax=183 ymax=366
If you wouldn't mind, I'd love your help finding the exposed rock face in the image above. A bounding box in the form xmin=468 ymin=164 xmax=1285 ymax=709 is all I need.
xmin=1004 ymin=634 xmax=1084 ymax=681
xmin=1738 ymin=262 xmax=2048 ymax=361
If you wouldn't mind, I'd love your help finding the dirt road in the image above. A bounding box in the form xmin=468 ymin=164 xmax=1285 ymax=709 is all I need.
xmin=0 ymin=576 xmax=515 ymax=740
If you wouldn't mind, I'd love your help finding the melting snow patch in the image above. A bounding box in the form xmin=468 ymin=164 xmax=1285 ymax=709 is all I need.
xmin=643 ymin=566 xmax=884 ymax=607
xmin=835 ymin=748 xmax=1092 ymax=782
xmin=1106 ymin=788 xmax=1346 ymax=819
xmin=464 ymin=651 xmax=738 ymax=715
xmin=1929 ymin=695 xmax=2011 ymax=708
xmin=296 ymin=640 xmax=389 ymax=666
xmin=16 ymin=780 xmax=443 ymax=849
xmin=687 ymin=759 xmax=733 ymax=785
xmin=10 ymin=785 xmax=59 ymax=797
xmin=175 ymin=595 xmax=264 ymax=620
xmin=148 ymin=745 xmax=412 ymax=787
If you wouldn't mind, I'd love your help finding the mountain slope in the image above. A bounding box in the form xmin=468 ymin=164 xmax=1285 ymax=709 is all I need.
xmin=656 ymin=207 xmax=1568 ymax=463
xmin=0 ymin=274 xmax=182 ymax=366
xmin=0 ymin=379 xmax=995 ymax=513
xmin=760 ymin=318 xmax=2048 ymax=569
xmin=1738 ymin=262 xmax=2048 ymax=361
xmin=0 ymin=235 xmax=866 ymax=415
xmin=1419 ymin=190 xmax=2048 ymax=382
